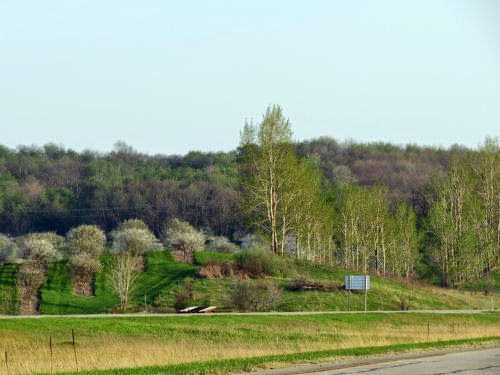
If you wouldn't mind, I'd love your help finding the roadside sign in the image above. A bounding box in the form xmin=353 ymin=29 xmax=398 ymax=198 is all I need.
xmin=345 ymin=275 xmax=370 ymax=290
xmin=345 ymin=275 xmax=370 ymax=312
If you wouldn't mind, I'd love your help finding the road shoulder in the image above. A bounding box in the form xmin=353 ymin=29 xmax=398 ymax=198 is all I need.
xmin=235 ymin=344 xmax=500 ymax=375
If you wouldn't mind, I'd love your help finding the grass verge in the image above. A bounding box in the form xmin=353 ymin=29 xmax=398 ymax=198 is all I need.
xmin=47 ymin=336 xmax=500 ymax=375
xmin=1 ymin=312 xmax=498 ymax=374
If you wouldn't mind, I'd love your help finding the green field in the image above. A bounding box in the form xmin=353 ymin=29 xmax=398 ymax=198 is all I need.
xmin=0 ymin=312 xmax=498 ymax=374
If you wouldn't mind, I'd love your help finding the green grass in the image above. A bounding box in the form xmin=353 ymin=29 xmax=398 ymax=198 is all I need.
xmin=0 ymin=313 xmax=496 ymax=375
xmin=194 ymin=250 xmax=235 ymax=265
xmin=0 ymin=263 xmax=18 ymax=314
xmin=132 ymin=251 xmax=198 ymax=310
xmin=40 ymin=257 xmax=119 ymax=314
xmin=40 ymin=251 xmax=199 ymax=314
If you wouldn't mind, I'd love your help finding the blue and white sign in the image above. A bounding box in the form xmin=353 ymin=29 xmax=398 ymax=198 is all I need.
xmin=345 ymin=275 xmax=370 ymax=290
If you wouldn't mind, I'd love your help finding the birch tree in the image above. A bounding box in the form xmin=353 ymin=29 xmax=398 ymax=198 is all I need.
xmin=239 ymin=105 xmax=296 ymax=254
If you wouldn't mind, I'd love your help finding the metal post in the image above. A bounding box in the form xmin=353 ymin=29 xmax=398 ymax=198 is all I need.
xmin=364 ymin=275 xmax=368 ymax=312
xmin=348 ymin=275 xmax=351 ymax=312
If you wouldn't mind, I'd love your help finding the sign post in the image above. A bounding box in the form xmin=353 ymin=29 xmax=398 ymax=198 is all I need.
xmin=345 ymin=275 xmax=370 ymax=312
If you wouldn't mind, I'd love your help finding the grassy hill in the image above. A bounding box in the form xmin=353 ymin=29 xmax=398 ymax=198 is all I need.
xmin=0 ymin=250 xmax=497 ymax=315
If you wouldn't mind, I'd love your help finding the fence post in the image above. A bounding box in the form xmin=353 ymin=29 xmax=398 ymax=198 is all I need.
xmin=72 ymin=329 xmax=78 ymax=371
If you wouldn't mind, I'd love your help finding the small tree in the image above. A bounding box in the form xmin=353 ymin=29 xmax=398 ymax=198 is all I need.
xmin=17 ymin=235 xmax=58 ymax=266
xmin=109 ymin=220 xmax=156 ymax=309
xmin=16 ymin=235 xmax=58 ymax=314
xmin=111 ymin=220 xmax=157 ymax=257
xmin=163 ymin=218 xmax=205 ymax=262
xmin=109 ymin=253 xmax=138 ymax=310
xmin=0 ymin=234 xmax=21 ymax=264
xmin=229 ymin=280 xmax=282 ymax=311
xmin=67 ymin=224 xmax=106 ymax=296
xmin=207 ymin=236 xmax=239 ymax=253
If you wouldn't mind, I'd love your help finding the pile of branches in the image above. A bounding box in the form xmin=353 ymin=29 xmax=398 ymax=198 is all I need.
xmin=289 ymin=277 xmax=340 ymax=292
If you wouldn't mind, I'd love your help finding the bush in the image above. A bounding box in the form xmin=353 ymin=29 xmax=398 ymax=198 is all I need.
xmin=67 ymin=225 xmax=106 ymax=258
xmin=229 ymin=280 xmax=282 ymax=312
xmin=207 ymin=236 xmax=239 ymax=253
xmin=17 ymin=236 xmax=57 ymax=266
xmin=17 ymin=260 xmax=46 ymax=293
xmin=111 ymin=226 xmax=157 ymax=256
xmin=197 ymin=260 xmax=224 ymax=279
xmin=234 ymin=246 xmax=290 ymax=278
xmin=163 ymin=218 xmax=205 ymax=263
xmin=399 ymin=296 xmax=410 ymax=310
xmin=174 ymin=279 xmax=195 ymax=311
xmin=0 ymin=234 xmax=21 ymax=264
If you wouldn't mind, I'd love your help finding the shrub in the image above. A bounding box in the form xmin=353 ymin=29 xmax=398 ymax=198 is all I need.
xmin=17 ymin=233 xmax=63 ymax=262
xmin=229 ymin=280 xmax=282 ymax=312
xmin=17 ymin=236 xmax=57 ymax=266
xmin=399 ymin=296 xmax=410 ymax=310
xmin=67 ymin=225 xmax=106 ymax=258
xmin=111 ymin=225 xmax=157 ymax=257
xmin=197 ymin=260 xmax=223 ymax=279
xmin=67 ymin=225 xmax=106 ymax=295
xmin=17 ymin=259 xmax=46 ymax=293
xmin=234 ymin=246 xmax=290 ymax=277
xmin=70 ymin=253 xmax=102 ymax=278
xmin=174 ymin=279 xmax=195 ymax=311
xmin=0 ymin=234 xmax=21 ymax=264
xmin=207 ymin=236 xmax=239 ymax=253
xmin=163 ymin=218 xmax=205 ymax=262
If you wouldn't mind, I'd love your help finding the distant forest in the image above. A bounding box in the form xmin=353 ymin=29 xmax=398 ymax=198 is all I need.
xmin=0 ymin=138 xmax=450 ymax=236
xmin=0 ymin=134 xmax=498 ymax=287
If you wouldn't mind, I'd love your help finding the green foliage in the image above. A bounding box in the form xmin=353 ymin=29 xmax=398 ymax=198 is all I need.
xmin=229 ymin=280 xmax=282 ymax=311
xmin=194 ymin=250 xmax=234 ymax=265
xmin=174 ymin=278 xmax=195 ymax=311
xmin=234 ymin=246 xmax=292 ymax=277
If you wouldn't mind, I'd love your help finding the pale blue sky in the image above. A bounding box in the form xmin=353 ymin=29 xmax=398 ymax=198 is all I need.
xmin=1 ymin=0 xmax=499 ymax=155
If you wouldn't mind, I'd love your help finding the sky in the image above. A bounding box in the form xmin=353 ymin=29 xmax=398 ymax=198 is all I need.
xmin=0 ymin=0 xmax=499 ymax=155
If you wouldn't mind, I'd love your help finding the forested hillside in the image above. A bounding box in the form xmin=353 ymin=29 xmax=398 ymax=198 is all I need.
xmin=0 ymin=140 xmax=451 ymax=236
xmin=0 ymin=120 xmax=498 ymax=288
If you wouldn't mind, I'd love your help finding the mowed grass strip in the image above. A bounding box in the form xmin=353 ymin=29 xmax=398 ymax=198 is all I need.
xmin=0 ymin=312 xmax=498 ymax=374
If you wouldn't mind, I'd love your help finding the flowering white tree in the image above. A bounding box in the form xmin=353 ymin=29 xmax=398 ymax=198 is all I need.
xmin=163 ymin=218 xmax=205 ymax=262
xmin=111 ymin=219 xmax=157 ymax=257
xmin=0 ymin=234 xmax=21 ymax=264
xmin=109 ymin=219 xmax=157 ymax=309
xmin=67 ymin=225 xmax=106 ymax=296
xmin=16 ymin=234 xmax=59 ymax=314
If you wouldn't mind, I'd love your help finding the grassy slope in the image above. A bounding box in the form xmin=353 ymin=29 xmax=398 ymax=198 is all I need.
xmin=0 ymin=250 xmax=497 ymax=314
xmin=40 ymin=251 xmax=198 ymax=314
xmin=0 ymin=263 xmax=18 ymax=314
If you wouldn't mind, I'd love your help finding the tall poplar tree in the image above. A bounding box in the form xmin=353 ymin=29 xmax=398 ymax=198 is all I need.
xmin=239 ymin=105 xmax=302 ymax=255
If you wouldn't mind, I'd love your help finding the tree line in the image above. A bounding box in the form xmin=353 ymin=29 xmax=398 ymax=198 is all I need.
xmin=0 ymin=106 xmax=498 ymax=287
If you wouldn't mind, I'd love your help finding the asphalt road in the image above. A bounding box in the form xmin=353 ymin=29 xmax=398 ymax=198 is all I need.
xmin=242 ymin=347 xmax=500 ymax=375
